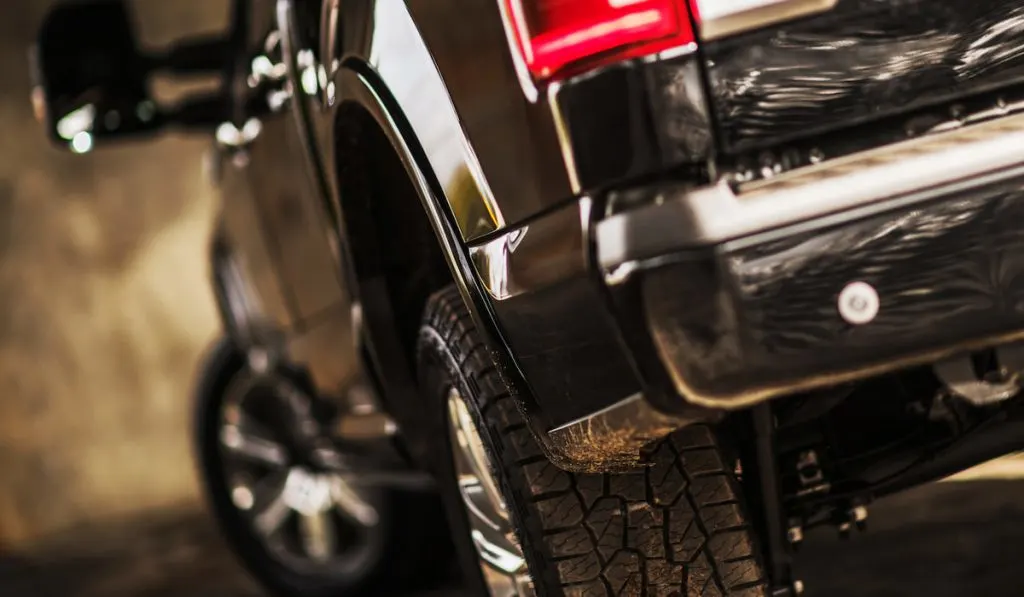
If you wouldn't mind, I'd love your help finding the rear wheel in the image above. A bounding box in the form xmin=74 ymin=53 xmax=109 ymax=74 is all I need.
xmin=417 ymin=286 xmax=769 ymax=596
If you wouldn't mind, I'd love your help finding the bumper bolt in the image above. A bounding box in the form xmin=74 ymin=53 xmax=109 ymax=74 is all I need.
xmin=838 ymin=281 xmax=880 ymax=325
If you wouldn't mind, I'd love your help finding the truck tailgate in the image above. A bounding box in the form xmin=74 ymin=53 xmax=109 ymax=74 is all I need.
xmin=701 ymin=0 xmax=1024 ymax=154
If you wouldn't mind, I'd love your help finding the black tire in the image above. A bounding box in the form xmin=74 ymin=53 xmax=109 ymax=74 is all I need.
xmin=192 ymin=337 xmax=456 ymax=597
xmin=417 ymin=286 xmax=769 ymax=596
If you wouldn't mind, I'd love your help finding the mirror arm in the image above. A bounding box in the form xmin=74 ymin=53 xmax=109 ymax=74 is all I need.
xmin=165 ymin=92 xmax=272 ymax=133
xmin=146 ymin=35 xmax=233 ymax=76
xmin=168 ymin=95 xmax=229 ymax=131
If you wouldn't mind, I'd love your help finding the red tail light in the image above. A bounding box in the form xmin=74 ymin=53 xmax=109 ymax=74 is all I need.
xmin=502 ymin=0 xmax=696 ymax=83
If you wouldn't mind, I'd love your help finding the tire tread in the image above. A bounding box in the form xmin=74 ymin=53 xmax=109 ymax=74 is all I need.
xmin=418 ymin=286 xmax=767 ymax=596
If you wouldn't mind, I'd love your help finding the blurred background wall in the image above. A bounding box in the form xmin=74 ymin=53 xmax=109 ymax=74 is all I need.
xmin=0 ymin=0 xmax=227 ymax=548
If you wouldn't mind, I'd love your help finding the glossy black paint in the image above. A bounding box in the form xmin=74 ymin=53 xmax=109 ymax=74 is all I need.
xmin=468 ymin=200 xmax=642 ymax=428
xmin=215 ymin=158 xmax=296 ymax=339
xmin=640 ymin=178 xmax=1024 ymax=408
xmin=405 ymin=0 xmax=571 ymax=234
xmin=305 ymin=0 xmax=715 ymax=468
xmin=215 ymin=113 xmax=364 ymax=396
xmin=466 ymin=200 xmax=721 ymax=470
xmin=326 ymin=66 xmax=573 ymax=468
xmin=206 ymin=0 xmax=549 ymax=471
xmin=206 ymin=0 xmax=365 ymax=408
xmin=314 ymin=0 xmax=717 ymax=243
xmin=705 ymin=0 xmax=1024 ymax=154
xmin=551 ymin=50 xmax=714 ymax=191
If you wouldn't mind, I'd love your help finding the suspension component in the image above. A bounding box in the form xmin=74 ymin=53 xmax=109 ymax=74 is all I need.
xmin=935 ymin=343 xmax=1024 ymax=406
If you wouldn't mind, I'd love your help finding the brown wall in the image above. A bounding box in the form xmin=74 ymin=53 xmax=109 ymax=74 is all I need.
xmin=0 ymin=0 xmax=229 ymax=546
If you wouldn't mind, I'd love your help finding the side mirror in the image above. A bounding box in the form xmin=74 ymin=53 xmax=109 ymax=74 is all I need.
xmin=31 ymin=0 xmax=233 ymax=152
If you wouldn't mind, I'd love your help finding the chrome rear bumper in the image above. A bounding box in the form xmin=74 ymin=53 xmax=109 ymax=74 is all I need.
xmin=597 ymin=114 xmax=1024 ymax=409
xmin=598 ymin=112 xmax=1024 ymax=268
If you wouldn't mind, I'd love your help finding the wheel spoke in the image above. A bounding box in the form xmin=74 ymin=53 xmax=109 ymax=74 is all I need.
xmin=220 ymin=419 xmax=288 ymax=468
xmin=328 ymin=475 xmax=379 ymax=527
xmin=298 ymin=509 xmax=337 ymax=562
xmin=252 ymin=471 xmax=292 ymax=537
xmin=446 ymin=387 xmax=532 ymax=594
xmin=339 ymin=470 xmax=436 ymax=491
xmin=216 ymin=370 xmax=388 ymax=574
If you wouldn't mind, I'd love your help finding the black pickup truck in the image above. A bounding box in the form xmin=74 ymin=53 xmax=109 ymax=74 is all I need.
xmin=32 ymin=1 xmax=1024 ymax=595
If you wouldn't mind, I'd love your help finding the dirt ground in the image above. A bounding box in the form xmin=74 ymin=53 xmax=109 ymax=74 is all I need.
xmin=795 ymin=478 xmax=1024 ymax=597
xmin=2 ymin=476 xmax=1024 ymax=597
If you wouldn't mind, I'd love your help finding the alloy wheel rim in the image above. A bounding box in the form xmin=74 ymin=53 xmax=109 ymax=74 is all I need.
xmin=216 ymin=370 xmax=382 ymax=576
xmin=446 ymin=388 xmax=535 ymax=596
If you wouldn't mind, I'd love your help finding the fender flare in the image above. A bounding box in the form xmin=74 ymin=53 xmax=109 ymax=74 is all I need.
xmin=329 ymin=66 xmax=599 ymax=469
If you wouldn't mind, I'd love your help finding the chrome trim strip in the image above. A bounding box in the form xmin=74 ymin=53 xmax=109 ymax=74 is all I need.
xmin=497 ymin=0 xmax=541 ymax=103
xmin=469 ymin=200 xmax=587 ymax=302
xmin=596 ymin=113 xmax=1024 ymax=269
xmin=697 ymin=0 xmax=838 ymax=41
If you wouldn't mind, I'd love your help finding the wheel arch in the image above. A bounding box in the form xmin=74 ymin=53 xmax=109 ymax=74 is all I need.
xmin=327 ymin=66 xmax=573 ymax=467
